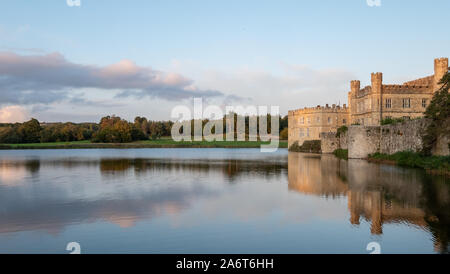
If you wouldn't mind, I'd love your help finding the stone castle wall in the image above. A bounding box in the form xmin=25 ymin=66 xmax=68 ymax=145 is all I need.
xmin=289 ymin=57 xmax=449 ymax=153
xmin=343 ymin=118 xmax=449 ymax=158
xmin=320 ymin=131 xmax=348 ymax=154
xmin=288 ymin=104 xmax=349 ymax=148
xmin=347 ymin=126 xmax=381 ymax=159
xmin=379 ymin=119 xmax=428 ymax=155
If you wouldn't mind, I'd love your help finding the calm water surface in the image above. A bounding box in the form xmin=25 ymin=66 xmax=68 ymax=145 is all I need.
xmin=0 ymin=148 xmax=448 ymax=254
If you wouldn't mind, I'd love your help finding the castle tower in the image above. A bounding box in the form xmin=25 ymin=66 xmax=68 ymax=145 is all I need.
xmin=434 ymin=58 xmax=449 ymax=92
xmin=370 ymin=73 xmax=383 ymax=125
xmin=371 ymin=72 xmax=383 ymax=94
xmin=351 ymin=80 xmax=360 ymax=94
xmin=348 ymin=80 xmax=360 ymax=124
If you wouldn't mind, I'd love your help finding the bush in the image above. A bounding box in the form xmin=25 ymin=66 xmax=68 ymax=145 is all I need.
xmin=333 ymin=149 xmax=348 ymax=160
xmin=380 ymin=117 xmax=404 ymax=125
xmin=289 ymin=140 xmax=321 ymax=153
xmin=289 ymin=141 xmax=302 ymax=152
xmin=369 ymin=151 xmax=450 ymax=174
xmin=336 ymin=126 xmax=348 ymax=137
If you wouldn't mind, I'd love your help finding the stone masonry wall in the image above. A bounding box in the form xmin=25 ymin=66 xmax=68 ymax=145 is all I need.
xmin=320 ymin=131 xmax=348 ymax=153
xmin=379 ymin=119 xmax=428 ymax=155
xmin=348 ymin=126 xmax=381 ymax=159
xmin=320 ymin=132 xmax=339 ymax=154
xmin=346 ymin=118 xmax=449 ymax=158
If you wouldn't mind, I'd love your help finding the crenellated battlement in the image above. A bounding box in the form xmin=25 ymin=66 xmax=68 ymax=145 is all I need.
xmin=289 ymin=104 xmax=349 ymax=115
xmin=434 ymin=57 xmax=448 ymax=67
xmin=354 ymin=86 xmax=372 ymax=98
xmin=371 ymin=72 xmax=383 ymax=80
xmin=382 ymin=84 xmax=432 ymax=94
xmin=403 ymin=75 xmax=434 ymax=86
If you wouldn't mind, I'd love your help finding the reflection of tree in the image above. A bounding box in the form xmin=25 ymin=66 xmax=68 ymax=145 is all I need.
xmin=24 ymin=159 xmax=40 ymax=174
xmin=420 ymin=175 xmax=450 ymax=254
xmin=288 ymin=152 xmax=450 ymax=250
xmin=10 ymin=157 xmax=287 ymax=181
xmin=0 ymin=157 xmax=288 ymax=235
xmin=98 ymin=158 xmax=287 ymax=181
xmin=100 ymin=159 xmax=132 ymax=175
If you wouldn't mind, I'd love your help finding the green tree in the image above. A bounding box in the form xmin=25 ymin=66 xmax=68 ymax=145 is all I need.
xmin=0 ymin=127 xmax=21 ymax=143
xmin=422 ymin=72 xmax=450 ymax=155
xmin=93 ymin=116 xmax=145 ymax=143
xmin=17 ymin=119 xmax=41 ymax=143
xmin=280 ymin=127 xmax=288 ymax=140
xmin=279 ymin=115 xmax=288 ymax=132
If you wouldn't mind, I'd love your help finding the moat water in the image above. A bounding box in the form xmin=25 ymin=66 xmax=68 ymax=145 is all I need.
xmin=0 ymin=148 xmax=448 ymax=254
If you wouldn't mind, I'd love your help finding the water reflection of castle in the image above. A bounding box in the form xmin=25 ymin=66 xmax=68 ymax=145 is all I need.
xmin=1 ymin=155 xmax=448 ymax=253
xmin=288 ymin=153 xmax=450 ymax=253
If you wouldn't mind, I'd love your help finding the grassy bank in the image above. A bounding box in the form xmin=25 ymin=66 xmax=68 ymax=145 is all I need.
xmin=333 ymin=149 xmax=348 ymax=160
xmin=369 ymin=151 xmax=450 ymax=176
xmin=0 ymin=139 xmax=288 ymax=150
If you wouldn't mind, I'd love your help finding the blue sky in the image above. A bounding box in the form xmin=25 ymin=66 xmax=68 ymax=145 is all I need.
xmin=0 ymin=0 xmax=449 ymax=122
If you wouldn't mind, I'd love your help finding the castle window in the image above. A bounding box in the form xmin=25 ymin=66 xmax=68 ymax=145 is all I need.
xmin=307 ymin=118 xmax=311 ymax=124
xmin=402 ymin=98 xmax=411 ymax=108
xmin=328 ymin=117 xmax=331 ymax=124
xmin=306 ymin=128 xmax=310 ymax=137
xmin=343 ymin=119 xmax=347 ymax=124
xmin=316 ymin=117 xmax=320 ymax=123
xmin=385 ymin=98 xmax=392 ymax=109
xmin=422 ymin=99 xmax=427 ymax=108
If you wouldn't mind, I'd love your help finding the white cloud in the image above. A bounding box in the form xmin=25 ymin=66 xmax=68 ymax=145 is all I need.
xmin=193 ymin=64 xmax=355 ymax=115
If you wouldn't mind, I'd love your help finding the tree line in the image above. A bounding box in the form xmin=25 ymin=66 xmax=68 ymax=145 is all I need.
xmin=0 ymin=114 xmax=289 ymax=144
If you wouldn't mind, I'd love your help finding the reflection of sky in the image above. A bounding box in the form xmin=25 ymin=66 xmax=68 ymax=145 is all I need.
xmin=0 ymin=149 xmax=446 ymax=254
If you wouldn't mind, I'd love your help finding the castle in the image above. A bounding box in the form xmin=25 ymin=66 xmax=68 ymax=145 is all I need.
xmin=288 ymin=104 xmax=349 ymax=148
xmin=288 ymin=57 xmax=449 ymax=147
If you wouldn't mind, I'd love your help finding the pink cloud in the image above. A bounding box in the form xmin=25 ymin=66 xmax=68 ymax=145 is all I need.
xmin=0 ymin=105 xmax=30 ymax=123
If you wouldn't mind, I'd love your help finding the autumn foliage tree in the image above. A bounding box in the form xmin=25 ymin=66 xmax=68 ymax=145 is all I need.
xmin=92 ymin=115 xmax=147 ymax=143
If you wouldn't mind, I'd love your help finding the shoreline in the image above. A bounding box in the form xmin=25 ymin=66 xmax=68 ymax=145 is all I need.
xmin=331 ymin=149 xmax=449 ymax=177
xmin=367 ymin=156 xmax=450 ymax=177
xmin=0 ymin=140 xmax=288 ymax=150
